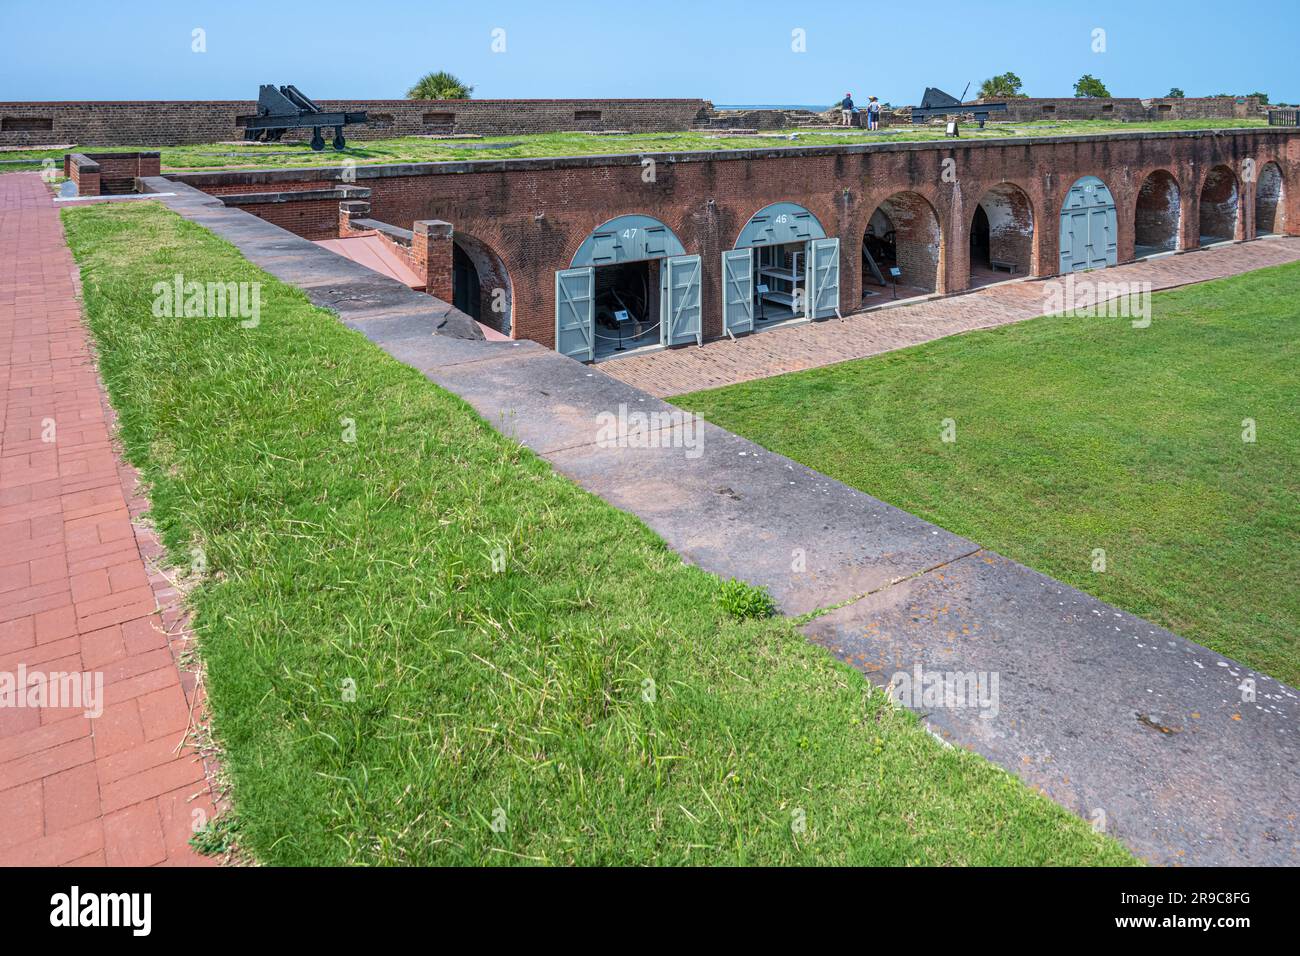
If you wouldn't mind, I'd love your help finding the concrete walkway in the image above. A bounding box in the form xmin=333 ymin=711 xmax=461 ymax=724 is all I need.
xmin=0 ymin=174 xmax=217 ymax=866
xmin=141 ymin=176 xmax=1299 ymax=865
xmin=602 ymin=239 xmax=1300 ymax=397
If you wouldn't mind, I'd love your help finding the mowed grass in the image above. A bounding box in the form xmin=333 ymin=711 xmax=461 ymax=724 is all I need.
xmin=676 ymin=266 xmax=1300 ymax=686
xmin=5 ymin=118 xmax=1267 ymax=173
xmin=61 ymin=202 xmax=1133 ymax=866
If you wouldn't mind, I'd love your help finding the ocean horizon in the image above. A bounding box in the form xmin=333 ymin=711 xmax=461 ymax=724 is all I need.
xmin=713 ymin=103 xmax=832 ymax=112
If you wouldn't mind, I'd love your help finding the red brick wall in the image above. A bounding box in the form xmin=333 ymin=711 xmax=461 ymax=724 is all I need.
xmin=171 ymin=128 xmax=1300 ymax=350
xmin=202 ymin=181 xmax=331 ymax=196
xmin=67 ymin=155 xmax=100 ymax=197
xmin=230 ymin=197 xmax=344 ymax=241
xmin=63 ymin=151 xmax=159 ymax=195
xmin=973 ymin=97 xmax=1262 ymax=123
xmin=0 ymin=99 xmax=712 ymax=147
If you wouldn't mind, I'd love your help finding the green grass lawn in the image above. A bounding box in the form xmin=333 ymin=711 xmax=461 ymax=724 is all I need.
xmin=4 ymin=118 xmax=1267 ymax=174
xmin=61 ymin=202 xmax=1133 ymax=866
xmin=675 ymin=266 xmax=1300 ymax=686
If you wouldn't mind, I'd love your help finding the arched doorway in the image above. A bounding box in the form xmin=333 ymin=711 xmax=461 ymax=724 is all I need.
xmin=722 ymin=201 xmax=839 ymax=335
xmin=556 ymin=214 xmax=698 ymax=362
xmin=1134 ymin=170 xmax=1181 ymax=257
xmin=1059 ymin=176 xmax=1117 ymax=273
xmin=862 ymin=191 xmax=941 ymax=303
xmin=453 ymin=233 xmax=512 ymax=336
xmin=1256 ymin=162 xmax=1285 ymax=237
xmin=969 ymin=182 xmax=1034 ymax=287
xmin=1198 ymin=165 xmax=1239 ymax=245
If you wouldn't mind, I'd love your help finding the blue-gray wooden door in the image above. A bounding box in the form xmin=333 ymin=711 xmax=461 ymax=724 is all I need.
xmin=806 ymin=238 xmax=841 ymax=319
xmin=1059 ymin=176 xmax=1117 ymax=272
xmin=722 ymin=248 xmax=754 ymax=335
xmin=555 ymin=267 xmax=594 ymax=361
xmin=661 ymin=255 xmax=703 ymax=346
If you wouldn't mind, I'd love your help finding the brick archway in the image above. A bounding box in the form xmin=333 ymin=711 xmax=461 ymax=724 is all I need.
xmin=966 ymin=182 xmax=1036 ymax=284
xmin=1134 ymin=169 xmax=1182 ymax=255
xmin=1197 ymin=164 xmax=1241 ymax=243
xmin=860 ymin=191 xmax=944 ymax=302
xmin=1255 ymin=161 xmax=1286 ymax=237
xmin=1048 ymin=172 xmax=1122 ymax=271
xmin=452 ymin=231 xmax=513 ymax=336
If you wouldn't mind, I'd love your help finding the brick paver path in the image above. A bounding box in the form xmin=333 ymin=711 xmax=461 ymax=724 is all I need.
xmin=0 ymin=173 xmax=216 ymax=866
xmin=604 ymin=238 xmax=1300 ymax=396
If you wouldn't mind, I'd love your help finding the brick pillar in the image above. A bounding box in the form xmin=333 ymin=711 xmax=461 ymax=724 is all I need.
xmin=944 ymin=187 xmax=969 ymax=293
xmin=338 ymin=200 xmax=371 ymax=237
xmin=1180 ymin=175 xmax=1200 ymax=250
xmin=413 ymin=220 xmax=454 ymax=303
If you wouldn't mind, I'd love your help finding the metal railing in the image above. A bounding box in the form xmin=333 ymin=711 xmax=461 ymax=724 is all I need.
xmin=1268 ymin=109 xmax=1299 ymax=126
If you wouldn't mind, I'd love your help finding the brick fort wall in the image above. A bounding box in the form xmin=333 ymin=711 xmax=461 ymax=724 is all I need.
xmin=0 ymin=99 xmax=712 ymax=147
xmin=167 ymin=128 xmax=1300 ymax=350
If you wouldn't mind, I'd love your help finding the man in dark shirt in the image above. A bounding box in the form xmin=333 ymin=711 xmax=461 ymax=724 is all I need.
xmin=840 ymin=93 xmax=855 ymax=126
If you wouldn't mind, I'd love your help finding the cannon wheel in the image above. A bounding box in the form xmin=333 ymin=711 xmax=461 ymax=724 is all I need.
xmin=332 ymin=129 xmax=346 ymax=151
xmin=309 ymin=128 xmax=326 ymax=151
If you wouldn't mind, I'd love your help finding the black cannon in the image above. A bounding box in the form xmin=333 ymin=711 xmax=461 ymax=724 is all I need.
xmin=237 ymin=85 xmax=367 ymax=151
xmin=910 ymin=85 xmax=1007 ymax=128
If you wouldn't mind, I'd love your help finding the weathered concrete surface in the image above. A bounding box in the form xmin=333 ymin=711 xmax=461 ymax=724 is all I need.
xmin=423 ymin=349 xmax=698 ymax=456
xmin=146 ymin=188 xmax=1300 ymax=866
xmin=547 ymin=423 xmax=976 ymax=616
xmin=805 ymin=551 xmax=1299 ymax=865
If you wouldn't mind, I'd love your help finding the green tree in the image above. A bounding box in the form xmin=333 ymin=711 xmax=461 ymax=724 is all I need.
xmin=406 ymin=71 xmax=473 ymax=100
xmin=1074 ymin=74 xmax=1111 ymax=98
xmin=1248 ymin=91 xmax=1270 ymax=105
xmin=1166 ymin=87 xmax=1185 ymax=98
xmin=978 ymin=72 xmax=1026 ymax=98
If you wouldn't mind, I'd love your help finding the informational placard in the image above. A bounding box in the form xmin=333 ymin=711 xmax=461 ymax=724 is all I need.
xmin=614 ymin=310 xmax=630 ymax=323
xmin=889 ymin=267 xmax=902 ymax=278
xmin=756 ymin=283 xmax=769 ymax=294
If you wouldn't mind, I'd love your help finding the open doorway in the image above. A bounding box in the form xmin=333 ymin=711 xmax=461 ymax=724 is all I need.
xmin=862 ymin=192 xmax=941 ymax=304
xmin=968 ymin=183 xmax=1034 ymax=287
xmin=593 ymin=259 xmax=661 ymax=358
xmin=452 ymin=232 xmax=512 ymax=336
xmin=969 ymin=205 xmax=991 ymax=271
xmin=722 ymin=202 xmax=839 ymax=338
xmin=556 ymin=214 xmax=699 ymax=364
xmin=452 ymin=244 xmax=480 ymax=319
xmin=752 ymin=241 xmax=808 ymax=328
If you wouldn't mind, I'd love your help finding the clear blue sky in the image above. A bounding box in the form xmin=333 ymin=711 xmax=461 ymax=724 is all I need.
xmin=3 ymin=0 xmax=1295 ymax=105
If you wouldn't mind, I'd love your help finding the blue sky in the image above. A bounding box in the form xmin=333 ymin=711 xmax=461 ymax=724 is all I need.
xmin=3 ymin=0 xmax=1296 ymax=105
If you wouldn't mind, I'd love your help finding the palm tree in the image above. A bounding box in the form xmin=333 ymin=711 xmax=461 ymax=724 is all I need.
xmin=406 ymin=71 xmax=473 ymax=100
xmin=978 ymin=72 xmax=1025 ymax=99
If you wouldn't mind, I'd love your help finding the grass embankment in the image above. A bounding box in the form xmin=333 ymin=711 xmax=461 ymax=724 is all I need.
xmin=676 ymin=266 xmax=1300 ymax=685
xmin=7 ymin=118 xmax=1268 ymax=174
xmin=61 ymin=202 xmax=1133 ymax=866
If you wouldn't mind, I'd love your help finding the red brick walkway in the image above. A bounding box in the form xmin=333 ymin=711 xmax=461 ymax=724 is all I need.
xmin=604 ymin=238 xmax=1300 ymax=396
xmin=0 ymin=173 xmax=217 ymax=866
